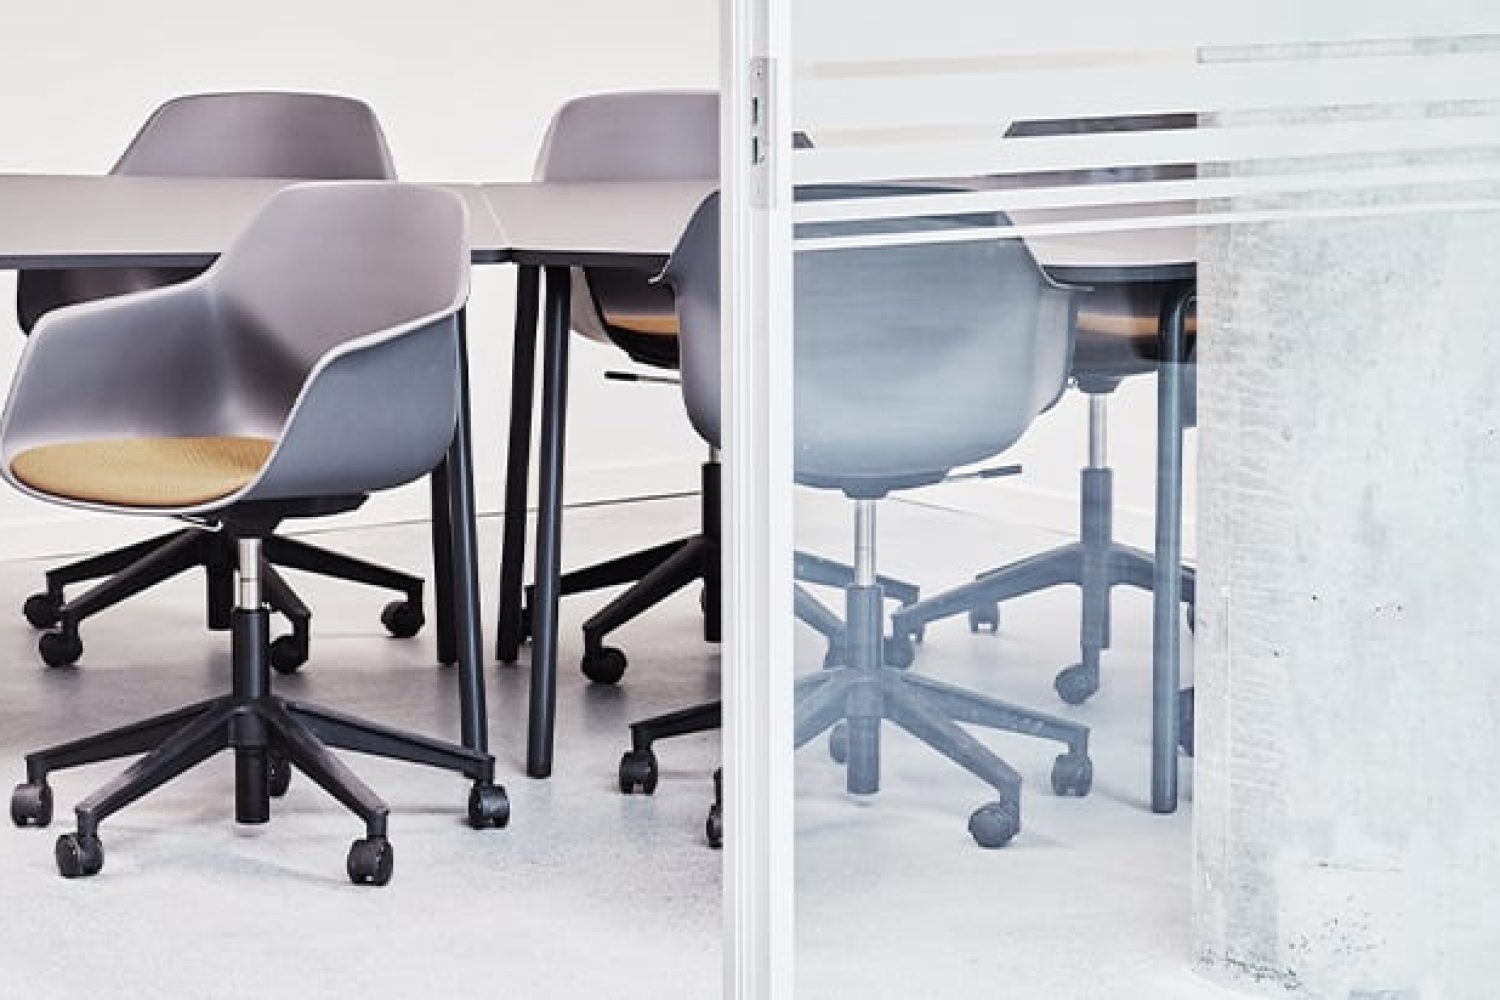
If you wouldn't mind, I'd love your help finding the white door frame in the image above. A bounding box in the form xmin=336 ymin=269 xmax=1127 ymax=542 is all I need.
xmin=721 ymin=0 xmax=795 ymax=996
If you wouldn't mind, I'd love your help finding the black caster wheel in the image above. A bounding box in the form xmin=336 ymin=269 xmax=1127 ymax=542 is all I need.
xmin=381 ymin=599 xmax=425 ymax=639
xmin=1178 ymin=688 xmax=1195 ymax=757
xmin=581 ymin=646 xmax=628 ymax=685
xmin=23 ymin=592 xmax=61 ymax=629
xmin=55 ymin=832 xmax=104 ymax=878
xmin=968 ymin=604 xmax=1001 ymax=633
xmin=269 ymin=635 xmax=307 ymax=675
xmin=705 ymin=804 xmax=723 ymax=850
xmin=828 ymin=722 xmax=849 ymax=764
xmin=1050 ymin=752 xmax=1094 ymax=797
xmin=347 ymin=836 xmax=394 ymax=886
xmin=618 ymin=750 xmax=659 ymax=795
xmin=1053 ymin=663 xmax=1099 ymax=706
xmin=38 ymin=631 xmax=82 ymax=668
xmin=968 ymin=800 xmax=1021 ymax=849
xmin=883 ymin=635 xmax=915 ymax=669
xmin=267 ymin=755 xmax=291 ymax=798
xmin=11 ymin=782 xmax=53 ymax=828
xmin=467 ymin=782 xmax=511 ymax=829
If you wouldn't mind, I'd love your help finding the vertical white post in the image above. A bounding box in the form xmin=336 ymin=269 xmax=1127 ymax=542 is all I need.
xmin=722 ymin=0 xmax=795 ymax=997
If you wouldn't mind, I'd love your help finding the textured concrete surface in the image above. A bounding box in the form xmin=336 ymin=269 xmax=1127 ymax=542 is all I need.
xmin=1194 ymin=186 xmax=1500 ymax=998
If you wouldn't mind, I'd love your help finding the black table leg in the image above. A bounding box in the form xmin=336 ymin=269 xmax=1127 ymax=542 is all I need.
xmin=448 ymin=307 xmax=488 ymax=755
xmin=496 ymin=264 xmax=540 ymax=663
xmin=1151 ymin=281 xmax=1194 ymax=813
xmin=526 ymin=265 xmax=572 ymax=778
xmin=430 ymin=459 xmax=456 ymax=666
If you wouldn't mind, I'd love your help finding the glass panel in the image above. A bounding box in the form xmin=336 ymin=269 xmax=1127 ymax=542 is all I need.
xmin=770 ymin=5 xmax=1500 ymax=996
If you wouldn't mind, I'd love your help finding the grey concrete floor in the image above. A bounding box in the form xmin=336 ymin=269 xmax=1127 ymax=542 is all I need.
xmin=0 ymin=494 xmax=1238 ymax=999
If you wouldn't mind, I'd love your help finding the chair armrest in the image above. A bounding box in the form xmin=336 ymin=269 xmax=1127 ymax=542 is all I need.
xmin=1034 ymin=283 xmax=1078 ymax=414
xmin=243 ymin=314 xmax=461 ymax=503
xmin=1 ymin=280 xmax=227 ymax=462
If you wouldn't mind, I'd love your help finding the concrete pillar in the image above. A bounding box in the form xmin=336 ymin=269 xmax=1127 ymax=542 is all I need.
xmin=1193 ymin=192 xmax=1500 ymax=998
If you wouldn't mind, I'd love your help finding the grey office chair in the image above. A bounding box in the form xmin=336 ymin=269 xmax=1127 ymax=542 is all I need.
xmin=509 ymin=92 xmax=911 ymax=703
xmin=633 ymin=191 xmax=1092 ymax=848
xmin=501 ymin=90 xmax=725 ymax=687
xmin=16 ymin=92 xmax=438 ymax=673
xmin=5 ymin=183 xmax=509 ymax=884
xmin=891 ymin=114 xmax=1198 ymax=723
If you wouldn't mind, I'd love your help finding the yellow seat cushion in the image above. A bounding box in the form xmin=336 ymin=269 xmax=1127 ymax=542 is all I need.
xmin=604 ymin=312 xmax=679 ymax=337
xmin=11 ymin=435 xmax=274 ymax=507
xmin=1075 ymin=310 xmax=1198 ymax=337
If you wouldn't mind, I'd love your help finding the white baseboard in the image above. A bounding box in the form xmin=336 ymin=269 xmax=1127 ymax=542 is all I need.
xmin=0 ymin=458 xmax=1195 ymax=564
xmin=0 ymin=459 xmax=703 ymax=564
xmin=898 ymin=477 xmax=1197 ymax=557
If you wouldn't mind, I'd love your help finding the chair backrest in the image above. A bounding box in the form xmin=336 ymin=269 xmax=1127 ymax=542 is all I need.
xmin=0 ymin=182 xmax=467 ymax=511
xmin=534 ymin=90 xmax=718 ymax=368
xmin=664 ymin=190 xmax=1076 ymax=497
xmin=213 ymin=182 xmax=470 ymax=499
xmin=216 ymin=181 xmax=466 ymax=392
xmin=16 ymin=91 xmax=396 ymax=333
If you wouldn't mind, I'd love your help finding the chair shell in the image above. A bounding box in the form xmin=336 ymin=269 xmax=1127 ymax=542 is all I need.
xmin=534 ymin=90 xmax=718 ymax=366
xmin=2 ymin=182 xmax=469 ymax=517
xmin=663 ymin=189 xmax=1076 ymax=495
xmin=17 ymin=91 xmax=396 ymax=333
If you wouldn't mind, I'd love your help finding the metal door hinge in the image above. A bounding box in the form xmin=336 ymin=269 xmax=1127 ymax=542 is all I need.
xmin=749 ymin=56 xmax=771 ymax=209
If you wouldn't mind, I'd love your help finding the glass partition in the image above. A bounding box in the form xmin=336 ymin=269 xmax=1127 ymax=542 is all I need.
xmin=720 ymin=3 xmax=1500 ymax=994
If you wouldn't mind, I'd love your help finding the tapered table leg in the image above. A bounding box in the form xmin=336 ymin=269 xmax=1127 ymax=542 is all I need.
xmin=447 ymin=307 xmax=488 ymax=755
xmin=496 ymin=264 xmax=540 ymax=663
xmin=430 ymin=459 xmax=456 ymax=666
xmin=1151 ymin=281 xmax=1194 ymax=813
xmin=526 ymin=266 xmax=572 ymax=778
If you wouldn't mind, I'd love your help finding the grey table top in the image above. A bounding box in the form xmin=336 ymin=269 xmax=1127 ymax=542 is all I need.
xmin=958 ymin=170 xmax=1199 ymax=276
xmin=1009 ymin=201 xmax=1198 ymax=282
xmin=0 ymin=174 xmax=701 ymax=270
xmin=0 ymin=174 xmax=507 ymax=269
xmin=475 ymin=180 xmax=715 ymax=268
xmin=0 ymin=173 xmax=1197 ymax=276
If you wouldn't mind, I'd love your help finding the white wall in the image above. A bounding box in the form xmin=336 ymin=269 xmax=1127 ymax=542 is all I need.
xmin=915 ymin=380 xmax=1198 ymax=557
xmin=0 ymin=0 xmax=1189 ymax=563
xmin=0 ymin=0 xmax=717 ymax=560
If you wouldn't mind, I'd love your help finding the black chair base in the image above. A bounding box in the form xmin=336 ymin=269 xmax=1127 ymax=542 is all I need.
xmin=612 ymin=581 xmax=919 ymax=795
xmin=618 ymin=700 xmax=723 ymax=794
xmin=793 ymin=650 xmax=1092 ymax=848
xmin=622 ymin=577 xmax=1091 ymax=850
xmin=518 ymin=459 xmax=722 ymax=686
xmin=706 ymin=767 xmax=723 ymax=849
xmin=613 ymin=579 xmax=922 ymax=796
xmin=23 ymin=527 xmax=425 ymax=670
xmin=11 ymin=602 xmax=505 ymax=885
xmin=891 ymin=464 xmax=1196 ymax=706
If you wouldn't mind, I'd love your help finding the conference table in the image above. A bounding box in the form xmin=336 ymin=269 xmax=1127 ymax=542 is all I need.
xmin=0 ymin=173 xmax=1196 ymax=811
xmin=480 ymin=178 xmax=1199 ymax=810
xmin=0 ymin=173 xmax=713 ymax=785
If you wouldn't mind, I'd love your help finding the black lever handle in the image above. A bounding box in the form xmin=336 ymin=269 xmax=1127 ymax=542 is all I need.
xmin=605 ymin=371 xmax=681 ymax=386
xmin=943 ymin=463 xmax=1022 ymax=483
